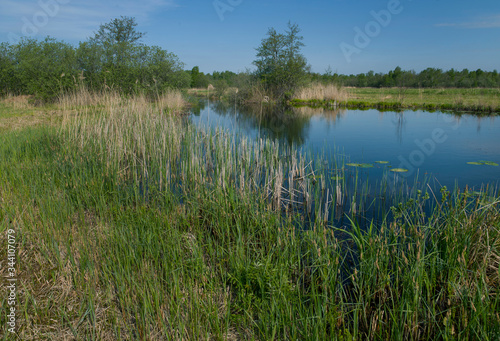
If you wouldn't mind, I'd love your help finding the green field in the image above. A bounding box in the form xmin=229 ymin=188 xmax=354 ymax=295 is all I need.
xmin=1 ymin=93 xmax=499 ymax=340
xmin=351 ymin=87 xmax=500 ymax=107
xmin=292 ymin=87 xmax=500 ymax=114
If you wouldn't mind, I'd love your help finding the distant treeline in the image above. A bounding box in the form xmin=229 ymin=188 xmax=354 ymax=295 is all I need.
xmin=1 ymin=17 xmax=498 ymax=103
xmin=310 ymin=67 xmax=500 ymax=88
xmin=188 ymin=66 xmax=500 ymax=91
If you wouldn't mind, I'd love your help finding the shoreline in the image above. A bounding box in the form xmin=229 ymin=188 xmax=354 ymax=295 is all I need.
xmin=291 ymin=87 xmax=500 ymax=115
xmin=290 ymin=98 xmax=500 ymax=115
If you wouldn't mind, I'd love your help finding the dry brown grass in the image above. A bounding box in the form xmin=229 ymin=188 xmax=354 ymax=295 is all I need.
xmin=157 ymin=90 xmax=185 ymax=113
xmin=0 ymin=95 xmax=66 ymax=130
xmin=0 ymin=111 xmax=64 ymax=131
xmin=294 ymin=83 xmax=350 ymax=102
xmin=58 ymin=88 xmax=187 ymax=114
xmin=2 ymin=94 xmax=34 ymax=110
xmin=58 ymin=87 xmax=122 ymax=108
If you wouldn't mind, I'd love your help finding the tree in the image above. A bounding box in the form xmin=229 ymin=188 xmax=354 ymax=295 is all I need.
xmin=189 ymin=66 xmax=209 ymax=88
xmin=253 ymin=22 xmax=309 ymax=99
xmin=91 ymin=16 xmax=145 ymax=45
xmin=12 ymin=37 xmax=77 ymax=101
xmin=88 ymin=16 xmax=145 ymax=68
xmin=77 ymin=16 xmax=187 ymax=94
xmin=0 ymin=43 xmax=16 ymax=95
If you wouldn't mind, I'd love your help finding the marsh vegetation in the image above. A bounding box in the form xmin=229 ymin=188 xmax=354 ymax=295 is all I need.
xmin=1 ymin=91 xmax=499 ymax=340
xmin=1 ymin=16 xmax=500 ymax=340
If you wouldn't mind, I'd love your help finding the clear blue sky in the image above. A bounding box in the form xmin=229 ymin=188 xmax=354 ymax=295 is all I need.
xmin=1 ymin=0 xmax=499 ymax=74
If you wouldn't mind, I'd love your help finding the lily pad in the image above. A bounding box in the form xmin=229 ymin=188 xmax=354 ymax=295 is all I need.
xmin=374 ymin=161 xmax=390 ymax=164
xmin=468 ymin=160 xmax=499 ymax=166
xmin=390 ymin=168 xmax=409 ymax=173
xmin=346 ymin=163 xmax=373 ymax=168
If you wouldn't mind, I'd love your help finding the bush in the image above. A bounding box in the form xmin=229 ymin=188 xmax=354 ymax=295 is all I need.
xmin=0 ymin=17 xmax=188 ymax=102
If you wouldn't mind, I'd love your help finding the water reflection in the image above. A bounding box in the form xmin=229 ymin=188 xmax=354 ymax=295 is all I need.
xmin=189 ymin=98 xmax=208 ymax=116
xmin=391 ymin=112 xmax=405 ymax=144
xmin=189 ymin=100 xmax=500 ymax=189
xmin=203 ymin=100 xmax=350 ymax=146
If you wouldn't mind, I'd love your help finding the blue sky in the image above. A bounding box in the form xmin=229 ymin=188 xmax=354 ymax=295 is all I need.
xmin=1 ymin=0 xmax=499 ymax=74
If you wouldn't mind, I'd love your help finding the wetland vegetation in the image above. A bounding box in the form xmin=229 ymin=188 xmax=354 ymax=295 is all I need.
xmin=1 ymin=16 xmax=499 ymax=340
xmin=1 ymin=89 xmax=499 ymax=340
xmin=291 ymin=86 xmax=500 ymax=114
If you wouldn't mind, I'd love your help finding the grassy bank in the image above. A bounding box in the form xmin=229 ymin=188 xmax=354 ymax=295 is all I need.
xmin=0 ymin=93 xmax=499 ymax=340
xmin=292 ymin=86 xmax=500 ymax=114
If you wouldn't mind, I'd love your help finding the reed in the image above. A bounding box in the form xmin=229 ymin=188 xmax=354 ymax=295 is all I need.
xmin=0 ymin=93 xmax=499 ymax=340
xmin=294 ymin=83 xmax=350 ymax=102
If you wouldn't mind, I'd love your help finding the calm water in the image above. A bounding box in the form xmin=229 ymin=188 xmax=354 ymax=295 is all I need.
xmin=190 ymin=100 xmax=500 ymax=191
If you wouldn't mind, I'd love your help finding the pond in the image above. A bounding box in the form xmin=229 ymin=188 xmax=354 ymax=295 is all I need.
xmin=189 ymin=100 xmax=500 ymax=192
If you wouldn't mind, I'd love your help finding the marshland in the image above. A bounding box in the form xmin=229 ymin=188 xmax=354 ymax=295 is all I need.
xmin=1 ymin=16 xmax=500 ymax=341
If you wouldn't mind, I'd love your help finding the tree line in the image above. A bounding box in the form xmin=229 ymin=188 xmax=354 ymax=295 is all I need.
xmin=311 ymin=66 xmax=500 ymax=89
xmin=1 ymin=17 xmax=498 ymax=103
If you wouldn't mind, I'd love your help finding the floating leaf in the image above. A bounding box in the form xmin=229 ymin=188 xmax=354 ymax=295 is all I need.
xmin=390 ymin=168 xmax=409 ymax=173
xmin=375 ymin=161 xmax=390 ymax=164
xmin=331 ymin=176 xmax=344 ymax=181
xmin=467 ymin=160 xmax=499 ymax=166
xmin=346 ymin=163 xmax=373 ymax=168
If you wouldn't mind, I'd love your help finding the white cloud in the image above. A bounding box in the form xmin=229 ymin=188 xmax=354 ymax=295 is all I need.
xmin=0 ymin=0 xmax=178 ymax=42
xmin=436 ymin=14 xmax=500 ymax=29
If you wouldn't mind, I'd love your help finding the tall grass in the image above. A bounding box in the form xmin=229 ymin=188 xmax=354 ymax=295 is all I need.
xmin=0 ymin=93 xmax=499 ymax=340
xmin=294 ymin=83 xmax=350 ymax=102
xmin=58 ymin=88 xmax=186 ymax=114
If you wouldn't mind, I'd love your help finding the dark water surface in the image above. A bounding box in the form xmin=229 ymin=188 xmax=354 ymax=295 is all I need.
xmin=190 ymin=100 xmax=499 ymax=191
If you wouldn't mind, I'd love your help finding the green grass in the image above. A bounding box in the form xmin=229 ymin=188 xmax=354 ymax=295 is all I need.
xmin=350 ymin=87 xmax=500 ymax=107
xmin=0 ymin=95 xmax=499 ymax=340
xmin=292 ymin=87 xmax=500 ymax=114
